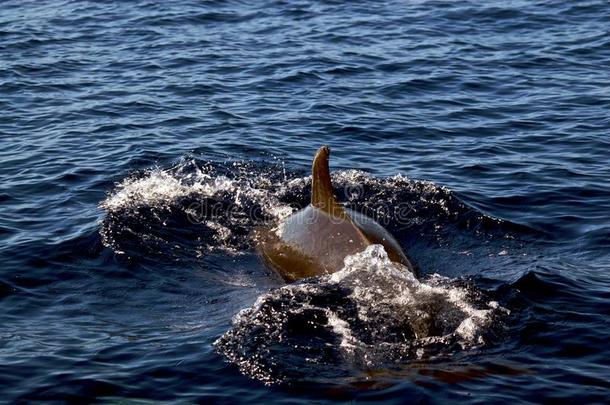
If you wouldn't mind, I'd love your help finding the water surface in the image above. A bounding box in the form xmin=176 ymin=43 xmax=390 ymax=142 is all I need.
xmin=1 ymin=0 xmax=609 ymax=403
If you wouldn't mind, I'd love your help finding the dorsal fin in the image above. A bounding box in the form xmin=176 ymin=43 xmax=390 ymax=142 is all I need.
xmin=311 ymin=146 xmax=347 ymax=218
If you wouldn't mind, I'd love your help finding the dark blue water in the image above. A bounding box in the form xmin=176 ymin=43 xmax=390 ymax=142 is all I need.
xmin=1 ymin=0 xmax=609 ymax=403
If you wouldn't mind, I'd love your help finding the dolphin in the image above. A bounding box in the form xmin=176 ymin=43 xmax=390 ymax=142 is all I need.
xmin=256 ymin=146 xmax=416 ymax=282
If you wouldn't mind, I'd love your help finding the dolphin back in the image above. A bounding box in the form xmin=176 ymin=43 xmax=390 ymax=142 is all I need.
xmin=255 ymin=146 xmax=415 ymax=282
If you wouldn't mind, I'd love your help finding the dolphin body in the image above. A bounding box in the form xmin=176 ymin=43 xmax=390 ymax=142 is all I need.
xmin=256 ymin=146 xmax=416 ymax=282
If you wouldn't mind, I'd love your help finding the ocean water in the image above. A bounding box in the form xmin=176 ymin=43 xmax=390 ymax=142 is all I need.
xmin=1 ymin=0 xmax=609 ymax=403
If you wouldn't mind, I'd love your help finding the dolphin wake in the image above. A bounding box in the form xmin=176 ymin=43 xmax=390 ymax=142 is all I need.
xmin=98 ymin=158 xmax=526 ymax=386
xmin=100 ymin=158 xmax=525 ymax=263
xmin=214 ymin=245 xmax=508 ymax=385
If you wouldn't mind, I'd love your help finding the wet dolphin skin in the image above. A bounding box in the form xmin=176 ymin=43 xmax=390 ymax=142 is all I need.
xmin=256 ymin=146 xmax=415 ymax=282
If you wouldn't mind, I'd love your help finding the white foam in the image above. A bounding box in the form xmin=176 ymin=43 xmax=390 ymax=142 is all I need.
xmin=101 ymin=169 xmax=190 ymax=211
xmin=326 ymin=310 xmax=359 ymax=351
xmin=326 ymin=245 xmax=501 ymax=347
xmin=100 ymin=160 xmax=299 ymax=254
xmin=100 ymin=162 xmax=295 ymax=222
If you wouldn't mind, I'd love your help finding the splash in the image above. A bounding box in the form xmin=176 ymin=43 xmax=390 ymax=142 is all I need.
xmin=99 ymin=158 xmax=505 ymax=261
xmin=98 ymin=158 xmax=518 ymax=384
xmin=100 ymin=159 xmax=514 ymax=271
xmin=214 ymin=245 xmax=508 ymax=385
xmin=99 ymin=159 xmax=301 ymax=258
xmin=101 ymin=161 xmax=297 ymax=221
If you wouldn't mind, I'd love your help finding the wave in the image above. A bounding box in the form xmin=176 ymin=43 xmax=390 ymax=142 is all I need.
xmin=214 ymin=245 xmax=508 ymax=385
xmin=99 ymin=157 xmax=534 ymax=264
